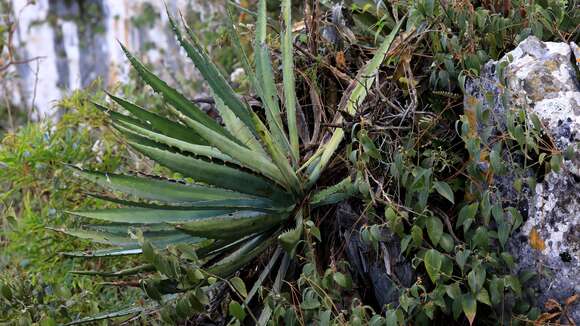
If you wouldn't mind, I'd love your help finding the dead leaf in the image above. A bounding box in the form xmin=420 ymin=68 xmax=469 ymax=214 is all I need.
xmin=544 ymin=298 xmax=561 ymax=311
xmin=565 ymin=294 xmax=578 ymax=306
xmin=335 ymin=51 xmax=346 ymax=70
xmin=529 ymin=227 xmax=546 ymax=251
xmin=292 ymin=20 xmax=305 ymax=33
xmin=535 ymin=312 xmax=561 ymax=325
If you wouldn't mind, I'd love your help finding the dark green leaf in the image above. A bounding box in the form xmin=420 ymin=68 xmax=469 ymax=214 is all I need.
xmin=434 ymin=181 xmax=454 ymax=204
xmin=461 ymin=293 xmax=477 ymax=325
xmin=424 ymin=249 xmax=443 ymax=283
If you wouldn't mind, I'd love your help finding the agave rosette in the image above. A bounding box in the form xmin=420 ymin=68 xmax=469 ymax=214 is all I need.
xmin=59 ymin=0 xmax=402 ymax=322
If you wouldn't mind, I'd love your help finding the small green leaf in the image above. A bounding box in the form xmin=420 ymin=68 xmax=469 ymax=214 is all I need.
xmin=401 ymin=235 xmax=412 ymax=253
xmin=300 ymin=297 xmax=321 ymax=310
xmin=230 ymin=277 xmax=248 ymax=298
xmin=229 ymin=300 xmax=246 ymax=321
xmin=467 ymin=267 xmax=486 ymax=294
xmin=385 ymin=309 xmax=398 ymax=326
xmin=550 ymin=154 xmax=562 ymax=172
xmin=457 ymin=203 xmax=478 ymax=231
xmin=480 ymin=191 xmax=491 ymax=225
xmin=461 ymin=293 xmax=477 ymax=325
xmin=424 ymin=249 xmax=443 ymax=283
xmin=456 ymin=250 xmax=471 ymax=272
xmin=411 ymin=225 xmax=423 ymax=247
xmin=497 ymin=220 xmax=509 ymax=248
xmin=476 ymin=288 xmax=491 ymax=306
xmin=446 ymin=283 xmax=462 ymax=300
xmin=333 ymin=272 xmax=352 ymax=289
xmin=426 ymin=217 xmax=444 ymax=246
xmin=358 ymin=130 xmax=382 ymax=160
xmin=439 ymin=233 xmax=454 ymax=252
xmin=513 ymin=178 xmax=522 ymax=193
xmin=434 ymin=181 xmax=454 ymax=204
xmin=489 ymin=277 xmax=504 ymax=305
xmin=490 ymin=147 xmax=504 ymax=174
xmin=504 ymin=275 xmax=521 ymax=295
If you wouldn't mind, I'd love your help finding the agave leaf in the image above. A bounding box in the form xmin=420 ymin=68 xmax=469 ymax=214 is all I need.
xmin=207 ymin=232 xmax=275 ymax=277
xmin=306 ymin=19 xmax=404 ymax=187
xmin=57 ymin=225 xmax=203 ymax=247
xmin=252 ymin=112 xmax=302 ymax=197
xmin=244 ymin=247 xmax=281 ymax=305
xmin=63 ymin=247 xmax=143 ymax=258
xmin=254 ymin=0 xmax=293 ymax=157
xmin=281 ymin=0 xmax=299 ymax=164
xmin=310 ymin=176 xmax=357 ymax=207
xmin=93 ymin=101 xmax=155 ymax=134
xmin=172 ymin=211 xmax=288 ymax=239
xmin=167 ymin=107 xmax=287 ymax=187
xmin=195 ymin=235 xmax=251 ymax=258
xmin=113 ymin=119 xmax=235 ymax=164
xmin=69 ymin=166 xmax=258 ymax=203
xmin=225 ymin=6 xmax=300 ymax=185
xmin=65 ymin=306 xmax=147 ymax=326
xmin=224 ymin=6 xmax=260 ymax=94
xmin=105 ymin=93 xmax=204 ymax=144
xmin=62 ymin=231 xmax=205 ymax=258
xmin=89 ymin=192 xmax=285 ymax=213
xmin=84 ymin=223 xmax=175 ymax=234
xmin=118 ymin=42 xmax=236 ymax=142
xmin=167 ymin=11 xmax=257 ymax=137
xmin=48 ymin=227 xmax=135 ymax=246
xmin=129 ymin=142 xmax=286 ymax=199
xmin=211 ymin=89 xmax=268 ymax=157
xmin=71 ymin=264 xmax=155 ymax=277
xmin=257 ymin=253 xmax=289 ymax=325
xmin=69 ymin=207 xmax=235 ymax=224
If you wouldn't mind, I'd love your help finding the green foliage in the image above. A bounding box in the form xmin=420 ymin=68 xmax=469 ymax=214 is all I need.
xmin=0 ymin=87 xmax=144 ymax=324
xmin=335 ymin=1 xmax=576 ymax=325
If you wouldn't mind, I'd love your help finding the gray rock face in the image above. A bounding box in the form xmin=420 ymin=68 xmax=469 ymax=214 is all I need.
xmin=5 ymin=0 xmax=220 ymax=119
xmin=467 ymin=36 xmax=579 ymax=321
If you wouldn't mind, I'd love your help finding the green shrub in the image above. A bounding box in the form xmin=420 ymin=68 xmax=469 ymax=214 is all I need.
xmin=0 ymin=87 xmax=143 ymax=325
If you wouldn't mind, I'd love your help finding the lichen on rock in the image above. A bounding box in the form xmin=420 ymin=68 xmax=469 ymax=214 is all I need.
xmin=466 ymin=36 xmax=579 ymax=321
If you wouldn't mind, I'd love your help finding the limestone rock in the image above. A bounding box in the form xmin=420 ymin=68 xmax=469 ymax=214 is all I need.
xmin=467 ymin=36 xmax=579 ymax=321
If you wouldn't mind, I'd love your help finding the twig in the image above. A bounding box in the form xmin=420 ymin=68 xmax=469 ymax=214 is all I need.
xmin=432 ymin=206 xmax=463 ymax=244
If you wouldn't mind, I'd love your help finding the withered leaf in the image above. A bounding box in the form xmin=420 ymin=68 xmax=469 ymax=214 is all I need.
xmin=529 ymin=227 xmax=546 ymax=251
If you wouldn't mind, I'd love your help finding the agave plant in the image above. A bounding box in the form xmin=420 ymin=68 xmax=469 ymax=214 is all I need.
xmin=59 ymin=0 xmax=402 ymax=323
